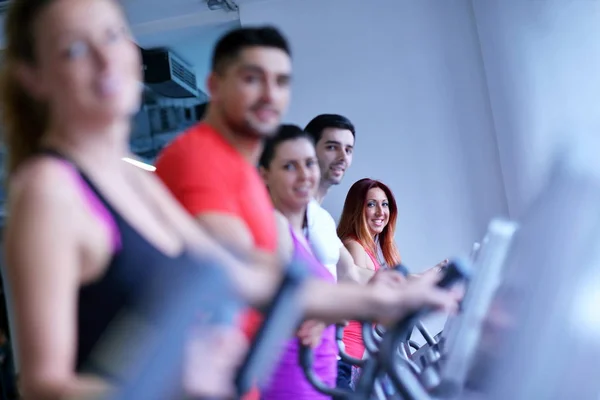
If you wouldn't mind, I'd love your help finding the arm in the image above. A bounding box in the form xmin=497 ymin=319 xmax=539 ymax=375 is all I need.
xmin=5 ymin=162 xmax=112 ymax=400
xmin=336 ymin=245 xmax=361 ymax=283
xmin=136 ymin=169 xmax=280 ymax=308
xmin=301 ymin=270 xmax=458 ymax=326
xmin=343 ymin=241 xmax=377 ymax=284
xmin=153 ymin=148 xmax=279 ymax=275
xmin=195 ymin=213 xmax=277 ymax=270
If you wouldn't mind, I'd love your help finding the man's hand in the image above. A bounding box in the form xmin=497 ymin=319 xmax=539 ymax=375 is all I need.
xmin=297 ymin=319 xmax=327 ymax=348
xmin=370 ymin=271 xmax=460 ymax=326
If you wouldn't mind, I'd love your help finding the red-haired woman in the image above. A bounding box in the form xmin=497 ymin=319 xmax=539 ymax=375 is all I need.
xmin=337 ymin=178 xmax=402 ymax=280
xmin=336 ymin=178 xmax=448 ymax=389
xmin=336 ymin=179 xmax=402 ymax=388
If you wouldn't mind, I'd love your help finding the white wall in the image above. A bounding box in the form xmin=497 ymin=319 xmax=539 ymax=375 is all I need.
xmin=239 ymin=0 xmax=508 ymax=270
xmin=473 ymin=0 xmax=600 ymax=219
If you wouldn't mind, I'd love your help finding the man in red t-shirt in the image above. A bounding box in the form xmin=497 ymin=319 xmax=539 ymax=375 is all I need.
xmin=155 ymin=122 xmax=280 ymax=340
xmin=155 ymin=27 xmax=291 ymax=340
xmin=155 ymin=27 xmax=293 ymax=399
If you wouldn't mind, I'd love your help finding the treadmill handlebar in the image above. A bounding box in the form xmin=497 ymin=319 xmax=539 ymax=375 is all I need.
xmin=388 ymin=258 xmax=470 ymax=342
xmin=380 ymin=258 xmax=471 ymax=399
xmin=361 ymin=321 xmax=379 ymax=355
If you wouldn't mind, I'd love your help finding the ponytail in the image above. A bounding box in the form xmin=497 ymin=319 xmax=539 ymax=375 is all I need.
xmin=0 ymin=63 xmax=49 ymax=178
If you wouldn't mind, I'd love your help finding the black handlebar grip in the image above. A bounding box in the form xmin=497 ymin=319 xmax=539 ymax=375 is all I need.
xmin=436 ymin=258 xmax=470 ymax=288
xmin=361 ymin=321 xmax=379 ymax=355
xmin=299 ymin=343 xmax=315 ymax=369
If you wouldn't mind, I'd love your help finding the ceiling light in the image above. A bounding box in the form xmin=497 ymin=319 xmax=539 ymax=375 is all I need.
xmin=122 ymin=157 xmax=156 ymax=172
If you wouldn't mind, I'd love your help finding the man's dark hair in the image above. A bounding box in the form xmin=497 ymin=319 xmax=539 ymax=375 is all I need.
xmin=211 ymin=26 xmax=291 ymax=73
xmin=259 ymin=124 xmax=314 ymax=169
xmin=304 ymin=114 xmax=356 ymax=144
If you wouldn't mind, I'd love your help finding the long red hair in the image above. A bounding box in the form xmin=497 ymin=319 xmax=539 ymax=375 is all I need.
xmin=337 ymin=178 xmax=401 ymax=267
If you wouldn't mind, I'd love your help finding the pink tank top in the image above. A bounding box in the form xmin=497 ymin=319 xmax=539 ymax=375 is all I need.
xmin=343 ymin=244 xmax=381 ymax=360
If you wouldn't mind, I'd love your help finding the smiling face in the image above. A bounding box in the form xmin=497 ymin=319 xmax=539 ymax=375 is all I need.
xmin=315 ymin=127 xmax=355 ymax=186
xmin=364 ymin=187 xmax=390 ymax=236
xmin=262 ymin=137 xmax=321 ymax=213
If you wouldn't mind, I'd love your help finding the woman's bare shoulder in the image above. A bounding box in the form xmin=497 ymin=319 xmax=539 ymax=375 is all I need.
xmin=342 ymin=238 xmax=363 ymax=251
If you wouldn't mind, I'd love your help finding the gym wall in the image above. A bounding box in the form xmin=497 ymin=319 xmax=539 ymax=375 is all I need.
xmin=239 ymin=0 xmax=508 ymax=271
xmin=472 ymin=0 xmax=600 ymax=220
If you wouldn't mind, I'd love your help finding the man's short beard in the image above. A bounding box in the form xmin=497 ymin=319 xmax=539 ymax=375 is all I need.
xmin=223 ymin=110 xmax=279 ymax=139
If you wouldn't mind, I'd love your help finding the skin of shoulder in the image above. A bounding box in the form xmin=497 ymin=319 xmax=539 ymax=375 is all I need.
xmin=342 ymin=238 xmax=368 ymax=268
xmin=342 ymin=238 xmax=377 ymax=284
xmin=9 ymin=157 xmax=82 ymax=208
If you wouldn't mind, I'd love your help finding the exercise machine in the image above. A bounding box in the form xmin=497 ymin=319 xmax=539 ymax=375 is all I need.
xmin=465 ymin=140 xmax=600 ymax=399
xmin=434 ymin=218 xmax=519 ymax=396
xmin=300 ymin=259 xmax=471 ymax=399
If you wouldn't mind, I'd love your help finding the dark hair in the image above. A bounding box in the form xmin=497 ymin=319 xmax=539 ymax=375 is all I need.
xmin=304 ymin=114 xmax=356 ymax=144
xmin=258 ymin=124 xmax=314 ymax=169
xmin=337 ymin=178 xmax=401 ymax=267
xmin=1 ymin=0 xmax=54 ymax=177
xmin=211 ymin=26 xmax=291 ymax=73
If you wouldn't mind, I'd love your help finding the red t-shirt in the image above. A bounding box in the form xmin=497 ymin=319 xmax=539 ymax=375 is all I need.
xmin=155 ymin=123 xmax=277 ymax=257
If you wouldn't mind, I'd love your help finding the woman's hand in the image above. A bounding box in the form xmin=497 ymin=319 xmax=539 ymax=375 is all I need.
xmin=297 ymin=320 xmax=327 ymax=348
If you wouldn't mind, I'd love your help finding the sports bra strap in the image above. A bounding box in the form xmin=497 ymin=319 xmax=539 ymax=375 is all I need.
xmin=41 ymin=149 xmax=122 ymax=252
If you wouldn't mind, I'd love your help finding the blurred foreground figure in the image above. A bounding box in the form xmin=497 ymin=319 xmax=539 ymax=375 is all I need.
xmin=0 ymin=0 xmax=256 ymax=398
xmin=466 ymin=138 xmax=600 ymax=400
